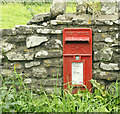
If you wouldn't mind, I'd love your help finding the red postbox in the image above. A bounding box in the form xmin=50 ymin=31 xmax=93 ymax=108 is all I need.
xmin=63 ymin=28 xmax=92 ymax=94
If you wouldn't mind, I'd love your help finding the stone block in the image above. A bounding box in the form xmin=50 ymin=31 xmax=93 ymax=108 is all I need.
xmin=45 ymin=87 xmax=62 ymax=94
xmin=93 ymin=62 xmax=100 ymax=69
xmin=51 ymin=30 xmax=62 ymax=34
xmin=56 ymin=15 xmax=66 ymax=21
xmin=112 ymin=55 xmax=120 ymax=64
xmin=93 ymin=42 xmax=107 ymax=51
xmin=27 ymin=13 xmax=51 ymax=25
xmin=94 ymin=48 xmax=113 ymax=61
xmin=25 ymin=61 xmax=41 ymax=68
xmin=93 ymin=70 xmax=117 ymax=81
xmin=2 ymin=42 xmax=15 ymax=52
xmin=35 ymin=50 xmax=62 ymax=59
xmin=43 ymin=39 xmax=62 ymax=49
xmin=16 ymin=26 xmax=33 ymax=35
xmin=43 ymin=58 xmax=63 ymax=68
xmin=37 ymin=28 xmax=62 ymax=34
xmin=104 ymin=21 xmax=113 ymax=25
xmin=32 ymin=66 xmax=47 ymax=78
xmin=93 ymin=33 xmax=111 ymax=42
xmin=24 ymin=78 xmax=32 ymax=84
xmin=113 ymin=20 xmax=120 ymax=25
xmin=100 ymin=2 xmax=117 ymax=15
xmin=50 ymin=1 xmax=66 ymax=17
xmin=6 ymin=48 xmax=34 ymax=61
xmin=39 ymin=78 xmax=62 ymax=87
xmin=1 ymin=69 xmax=13 ymax=77
xmin=94 ymin=51 xmax=101 ymax=61
xmin=76 ymin=2 xmax=87 ymax=14
xmin=48 ymin=67 xmax=62 ymax=77
xmin=3 ymin=62 xmax=23 ymax=70
xmin=100 ymin=63 xmax=120 ymax=71
xmin=1 ymin=29 xmax=17 ymax=36
xmin=50 ymin=20 xmax=58 ymax=25
xmin=105 ymin=37 xmax=114 ymax=43
xmin=26 ymin=36 xmax=49 ymax=48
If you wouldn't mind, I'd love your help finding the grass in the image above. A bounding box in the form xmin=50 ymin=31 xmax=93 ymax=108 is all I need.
xmin=1 ymin=2 xmax=76 ymax=29
xmin=0 ymin=67 xmax=120 ymax=112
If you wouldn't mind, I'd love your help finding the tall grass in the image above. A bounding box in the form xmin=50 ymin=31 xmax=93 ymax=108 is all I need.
xmin=0 ymin=67 xmax=120 ymax=112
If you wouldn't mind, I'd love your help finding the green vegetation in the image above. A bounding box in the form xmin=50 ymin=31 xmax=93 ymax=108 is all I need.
xmin=1 ymin=2 xmax=76 ymax=29
xmin=0 ymin=67 xmax=120 ymax=112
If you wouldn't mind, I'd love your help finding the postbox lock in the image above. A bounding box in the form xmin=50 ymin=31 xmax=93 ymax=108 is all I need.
xmin=75 ymin=56 xmax=79 ymax=60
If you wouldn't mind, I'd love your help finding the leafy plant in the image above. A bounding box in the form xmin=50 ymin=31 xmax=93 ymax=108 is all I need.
xmin=0 ymin=68 xmax=120 ymax=112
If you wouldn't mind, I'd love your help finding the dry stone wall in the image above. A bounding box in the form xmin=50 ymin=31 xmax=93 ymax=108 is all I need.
xmin=1 ymin=2 xmax=120 ymax=93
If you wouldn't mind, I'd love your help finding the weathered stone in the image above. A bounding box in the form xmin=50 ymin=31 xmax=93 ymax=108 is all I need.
xmin=105 ymin=37 xmax=114 ymax=43
xmin=93 ymin=70 xmax=117 ymax=81
xmin=101 ymin=48 xmax=113 ymax=61
xmin=113 ymin=20 xmax=120 ymax=25
xmin=94 ymin=48 xmax=113 ymax=61
xmin=100 ymin=2 xmax=117 ymax=15
xmin=94 ymin=20 xmax=105 ymax=25
xmin=26 ymin=36 xmax=49 ymax=48
xmin=39 ymin=78 xmax=62 ymax=87
xmin=93 ymin=33 xmax=111 ymax=42
xmin=93 ymin=63 xmax=99 ymax=69
xmin=36 ymin=29 xmax=52 ymax=34
xmin=51 ymin=30 xmax=62 ymax=34
xmin=15 ymin=25 xmax=43 ymax=30
xmin=112 ymin=55 xmax=120 ymax=64
xmin=94 ymin=51 xmax=101 ymax=61
xmin=43 ymin=58 xmax=63 ymax=68
xmin=43 ymin=39 xmax=62 ymax=49
xmin=116 ymin=33 xmax=119 ymax=39
xmin=1 ymin=28 xmax=17 ymax=36
xmin=35 ymin=50 xmax=62 ymax=58
xmin=37 ymin=29 xmax=51 ymax=34
xmin=104 ymin=21 xmax=113 ymax=25
xmin=32 ymin=67 xmax=47 ymax=78
xmin=56 ymin=15 xmax=66 ymax=21
xmin=25 ymin=61 xmax=41 ymax=68
xmin=2 ymin=42 xmax=15 ymax=52
xmin=27 ymin=13 xmax=51 ymax=25
xmin=42 ymin=22 xmax=48 ymax=27
xmin=93 ymin=42 xmax=107 ymax=51
xmin=4 ymin=35 xmax=26 ymax=43
xmin=111 ymin=43 xmax=120 ymax=47
xmin=45 ymin=87 xmax=61 ymax=94
xmin=115 ymin=49 xmax=120 ymax=54
xmin=4 ymin=62 xmax=23 ymax=70
xmin=1 ymin=69 xmax=13 ymax=77
xmin=109 ymin=27 xmax=118 ymax=31
xmin=100 ymin=63 xmax=120 ymax=71
xmin=16 ymin=26 xmax=33 ymax=35
xmin=76 ymin=2 xmax=87 ymax=14
xmin=48 ymin=67 xmax=62 ymax=77
xmin=24 ymin=78 xmax=32 ymax=84
xmin=50 ymin=20 xmax=58 ymax=25
xmin=6 ymin=48 xmax=34 ymax=61
xmin=50 ymin=0 xmax=66 ymax=17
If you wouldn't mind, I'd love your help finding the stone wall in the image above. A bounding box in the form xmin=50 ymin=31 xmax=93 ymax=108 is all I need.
xmin=0 ymin=2 xmax=120 ymax=93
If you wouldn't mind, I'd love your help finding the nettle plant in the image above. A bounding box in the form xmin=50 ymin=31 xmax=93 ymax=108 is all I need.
xmin=0 ymin=66 xmax=120 ymax=112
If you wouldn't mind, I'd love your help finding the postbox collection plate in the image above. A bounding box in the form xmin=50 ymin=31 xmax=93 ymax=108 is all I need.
xmin=63 ymin=28 xmax=92 ymax=94
xmin=72 ymin=62 xmax=83 ymax=85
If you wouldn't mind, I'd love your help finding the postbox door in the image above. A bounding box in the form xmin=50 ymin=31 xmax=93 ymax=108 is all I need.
xmin=63 ymin=28 xmax=92 ymax=93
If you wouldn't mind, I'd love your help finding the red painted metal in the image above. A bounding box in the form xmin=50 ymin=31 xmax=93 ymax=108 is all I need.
xmin=63 ymin=28 xmax=92 ymax=94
